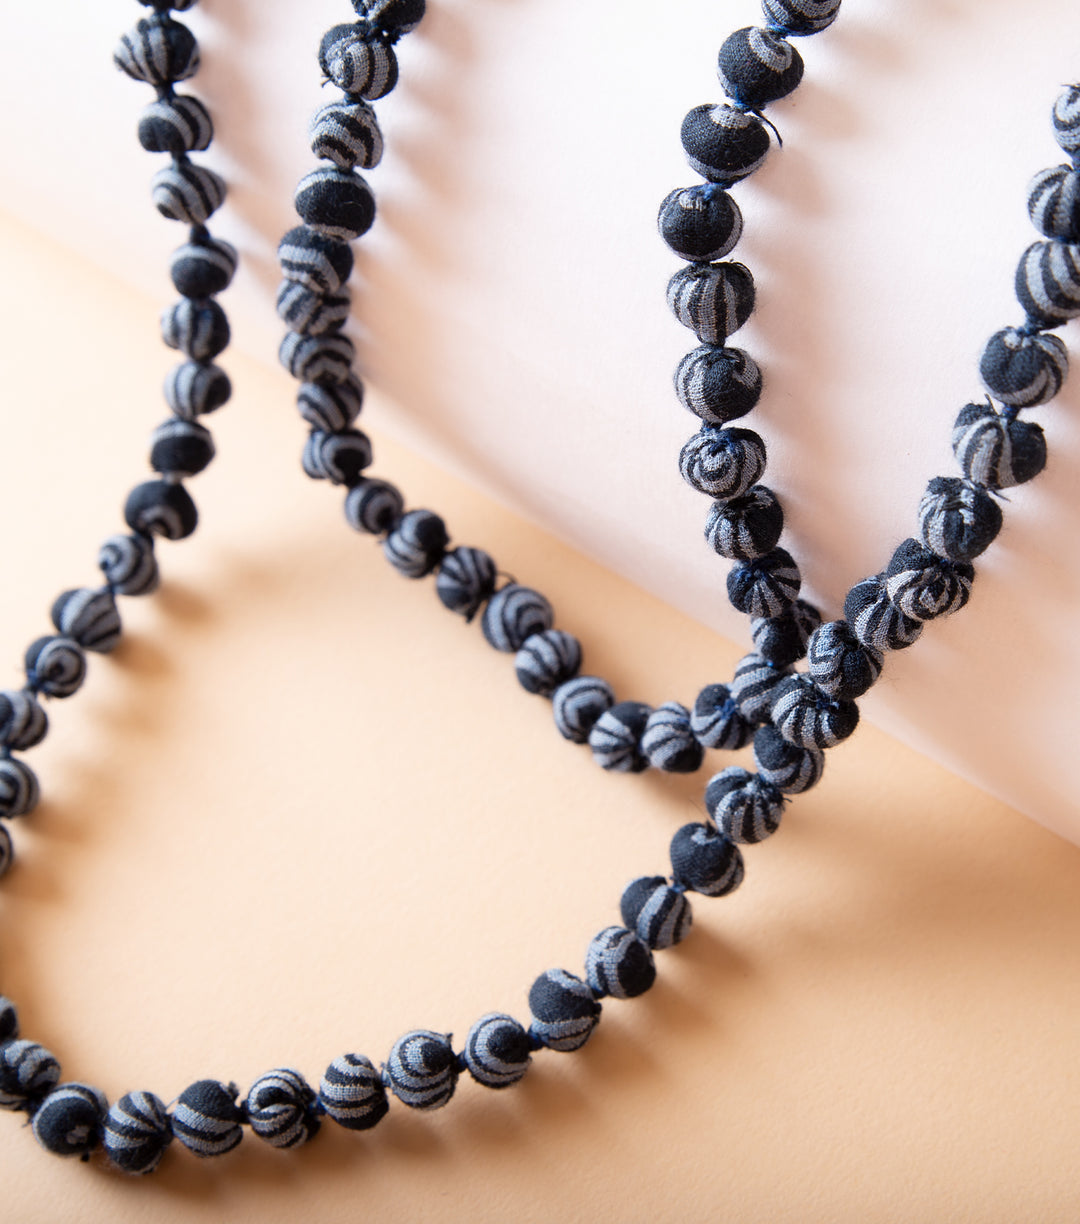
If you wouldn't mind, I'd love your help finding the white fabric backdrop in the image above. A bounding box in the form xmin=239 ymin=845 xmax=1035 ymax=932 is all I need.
xmin=0 ymin=0 xmax=1077 ymax=835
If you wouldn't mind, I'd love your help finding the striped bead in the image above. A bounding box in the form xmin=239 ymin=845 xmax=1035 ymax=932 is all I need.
xmin=690 ymin=682 xmax=751 ymax=750
xmin=32 ymin=1083 xmax=107 ymax=1158
xmin=761 ymin=0 xmax=841 ymax=36
xmin=515 ymin=630 xmax=582 ymax=697
xmin=482 ymin=584 xmax=553 ymax=652
xmin=750 ymin=599 xmax=821 ymax=667
xmin=294 ymin=168 xmax=376 ymax=243
xmin=642 ymin=702 xmax=704 ymax=773
xmin=462 ymin=1013 xmax=531 ymax=1089
xmin=667 ymin=261 xmax=755 ymax=345
xmin=0 ymin=1040 xmax=60 ymax=1109
xmin=979 ymin=327 xmax=1068 ymax=407
xmin=151 ymin=163 xmax=226 ymax=226
xmin=844 ymin=575 xmax=923 ymax=652
xmin=918 ymin=476 xmax=1002 ymax=563
xmin=585 ymin=926 xmax=656 ymax=1000
xmin=298 ymin=374 xmax=365 ymax=432
xmin=806 ymin=620 xmax=883 ymax=701
xmin=718 ymin=27 xmax=804 ymax=110
xmin=276 ymin=283 xmax=351 ymax=335
xmin=114 ymin=17 xmax=199 ymax=86
xmin=245 ymin=1068 xmax=320 ymax=1149
xmin=344 ymin=478 xmax=404 ymax=535
xmin=659 ymin=185 xmax=743 ymax=263
xmin=528 ymin=969 xmax=601 ymax=1052
xmin=52 ymin=588 xmax=120 ymax=653
xmin=771 ymin=674 xmax=859 ymax=750
xmin=951 ymin=402 xmax=1046 ymax=490
xmin=172 ymin=1080 xmax=243 ymax=1158
xmin=138 ymin=95 xmax=212 ymax=154
xmin=319 ymin=25 xmax=399 ymax=100
xmin=619 ymin=877 xmax=692 ymax=950
xmin=170 ymin=239 xmax=237 ymax=299
xmin=552 ymin=675 xmax=615 ymax=744
xmin=359 ymin=0 xmax=426 ymax=34
xmin=25 ymin=636 xmax=85 ymax=699
xmin=669 ymin=822 xmax=744 ymax=897
xmin=161 ymin=298 xmax=230 ymax=361
xmin=1015 ymin=241 xmax=1080 ymax=325
xmin=310 ymin=99 xmax=384 ymax=170
xmin=1027 ymin=165 xmax=1080 ymax=242
xmin=1052 ymin=84 xmax=1080 ymax=156
xmin=884 ymin=539 xmax=974 ymax=622
xmin=0 ymin=997 xmax=16 ymax=1043
xmin=729 ymin=652 xmax=791 ymax=723
xmin=98 ymin=534 xmax=159 ymax=597
xmin=278 ymin=227 xmax=354 ymax=295
xmin=704 ymin=485 xmax=783 ymax=560
xmin=727 ymin=547 xmax=801 ymax=618
xmin=124 ymin=480 xmax=198 ymax=541
xmin=318 ymin=1054 xmax=388 ymax=1131
xmin=280 ymin=331 xmax=355 ymax=384
xmin=436 ymin=547 xmax=497 ymax=621
xmin=681 ymin=104 xmax=771 ymax=184
xmin=164 ymin=361 xmax=231 ymax=419
xmin=150 ymin=418 xmax=215 ymax=477
xmin=302 ymin=428 xmax=373 ymax=486
xmin=705 ymin=767 xmax=784 ymax=844
xmin=383 ymin=1030 xmax=458 ymax=1110
xmin=0 ymin=691 xmax=47 ymax=751
xmin=679 ymin=426 xmax=766 ymax=500
xmin=589 ymin=701 xmax=651 ymax=773
xmin=103 ymin=1091 xmax=172 ymax=1175
xmin=0 ymin=758 xmax=39 ymax=819
xmin=753 ymin=724 xmax=823 ymax=794
xmin=383 ymin=509 xmax=449 ymax=578
xmin=675 ymin=345 xmax=763 ymax=425
xmin=0 ymin=824 xmax=12 ymax=879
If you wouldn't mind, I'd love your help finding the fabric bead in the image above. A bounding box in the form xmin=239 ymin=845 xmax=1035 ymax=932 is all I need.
xmin=753 ymin=724 xmax=823 ymax=794
xmin=771 ymin=673 xmax=859 ymax=750
xmin=482 ymin=585 xmax=553 ymax=652
xmin=462 ymin=1013 xmax=531 ymax=1089
xmin=690 ymin=682 xmax=752 ymax=750
xmin=979 ymin=327 xmax=1068 ymax=407
xmin=760 ymin=0 xmax=841 ymax=36
xmin=843 ymin=575 xmax=923 ymax=652
xmin=1015 ymin=241 xmax=1080 ymax=325
xmin=149 ymin=418 xmax=215 ymax=478
xmin=114 ymin=17 xmax=199 ymax=86
xmin=675 ymin=345 xmax=763 ymax=425
xmin=585 ymin=927 xmax=656 ymax=1000
xmin=918 ymin=476 xmax=1002 ymax=563
xmin=32 ymin=1083 xmax=107 ymax=1158
xmin=436 ymin=547 xmax=497 ymax=621
xmin=138 ymin=95 xmax=212 ymax=155
xmin=727 ymin=547 xmax=801 ymax=618
xmin=280 ymin=331 xmax=355 ymax=385
xmin=552 ymin=675 xmax=615 ymax=744
xmin=172 ymin=1080 xmax=243 ymax=1158
xmin=124 ymin=480 xmax=198 ymax=541
xmin=0 ymin=758 xmax=39 ymax=820
xmin=667 ymin=261 xmax=755 ymax=346
xmin=151 ymin=163 xmax=226 ymax=226
xmin=681 ymin=104 xmax=771 ymax=184
xmin=161 ymin=298 xmax=230 ymax=361
xmin=383 ymin=1030 xmax=457 ymax=1110
xmin=1027 ymin=164 xmax=1080 ymax=242
xmin=515 ymin=630 xmax=582 ymax=697
xmin=729 ymin=652 xmax=792 ymax=723
xmin=705 ymin=767 xmax=784 ymax=844
xmin=0 ymin=691 xmax=47 ymax=751
xmin=170 ymin=238 xmax=238 ymax=299
xmin=164 ymin=361 xmax=232 ymax=419
xmin=278 ymin=226 xmax=355 ymax=295
xmin=25 ymin=635 xmax=86 ymax=699
xmin=619 ymin=877 xmax=692 ymax=950
xmin=344 ymin=477 xmax=404 ymax=534
xmin=659 ymin=185 xmax=743 ymax=263
xmin=319 ymin=25 xmax=399 ymax=100
xmin=276 ymin=283 xmax=351 ymax=336
xmin=356 ymin=0 xmax=426 ymax=35
xmin=245 ymin=1068 xmax=320 ymax=1149
xmin=750 ymin=599 xmax=821 ymax=668
xmin=311 ymin=99 xmax=384 ymax=170
xmin=704 ymin=484 xmax=783 ymax=561
xmin=669 ymin=822 xmax=744 ymax=897
xmin=527 ymin=969 xmax=601 ymax=1052
xmin=294 ymin=168 xmax=376 ymax=243
xmin=298 ymin=374 xmax=365 ymax=432
xmin=951 ymin=402 xmax=1046 ymax=490
xmin=302 ymin=428 xmax=373 ymax=486
xmin=641 ymin=702 xmax=704 ymax=773
xmin=52 ymin=588 xmax=121 ymax=653
xmin=98 ymin=534 xmax=159 ymax=597
xmin=589 ymin=700 xmax=651 ymax=773
xmin=884 ymin=538 xmax=974 ymax=622
xmin=805 ymin=619 xmax=882 ymax=701
xmin=679 ymin=425 xmax=766 ymax=500
xmin=383 ymin=509 xmax=449 ymax=578
xmin=103 ymin=1092 xmax=172 ymax=1175
xmin=0 ymin=1040 xmax=60 ymax=1109
xmin=0 ymin=824 xmax=13 ymax=880
xmin=718 ymin=27 xmax=804 ymax=110
xmin=1051 ymin=84 xmax=1080 ymax=156
xmin=0 ymin=998 xmax=16 ymax=1043
xmin=318 ymin=1054 xmax=389 ymax=1131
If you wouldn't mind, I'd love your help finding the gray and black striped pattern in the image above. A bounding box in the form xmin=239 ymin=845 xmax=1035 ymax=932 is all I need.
xmin=729 ymin=652 xmax=792 ymax=723
xmin=690 ymin=682 xmax=751 ymax=750
xmin=0 ymin=1040 xmax=60 ymax=1108
xmin=884 ymin=539 xmax=974 ymax=622
xmin=138 ymin=95 xmax=213 ymax=155
xmin=1052 ymin=84 xmax=1080 ymax=156
xmin=589 ymin=701 xmax=651 ymax=773
xmin=302 ymin=428 xmax=373 ymax=485
xmin=658 ymin=185 xmax=743 ymax=263
xmin=718 ymin=26 xmax=804 ymax=111
xmin=753 ymin=724 xmax=823 ymax=794
xmin=150 ymin=418 xmax=215 ymax=478
xmin=161 ymin=298 xmax=230 ymax=361
xmin=114 ymin=17 xmax=199 ymax=87
xmin=382 ymin=1030 xmax=458 ymax=1110
xmin=165 ymin=361 xmax=232 ymax=419
xmin=585 ymin=926 xmax=656 ymax=999
xmin=383 ymin=509 xmax=449 ymax=578
xmin=98 ymin=534 xmax=159 ymax=596
xmin=552 ymin=675 xmax=615 ymax=744
xmin=31 ymin=1082 xmax=107 ymax=1158
xmin=679 ymin=426 xmax=766 ymax=499
xmin=771 ymin=674 xmax=859 ymax=750
xmin=675 ymin=345 xmax=763 ymax=425
xmin=750 ymin=599 xmax=821 ymax=668
xmin=0 ymin=824 xmax=12 ymax=879
xmin=278 ymin=226 xmax=354 ymax=295
xmin=979 ymin=327 xmax=1068 ymax=407
xmin=619 ymin=876 xmax=692 ymax=950
xmin=245 ymin=1068 xmax=321 ymax=1148
xmin=320 ymin=26 xmax=399 ymax=99
xmin=280 ymin=331 xmax=356 ymax=384
xmin=761 ymin=0 xmax=841 ymax=35
xmin=171 ymin=1080 xmax=243 ymax=1158
xmin=294 ymin=167 xmax=377 ymax=242
xmin=297 ymin=374 xmax=365 ymax=432
xmin=25 ymin=636 xmax=86 ymax=699
xmin=843 ymin=575 xmax=923 ymax=652
xmin=918 ymin=476 xmax=1002 ymax=563
xmin=727 ymin=547 xmax=801 ymax=618
xmin=704 ymin=484 xmax=783 ymax=560
xmin=318 ymin=1054 xmax=388 ymax=1130
xmin=151 ymin=163 xmax=226 ymax=226
xmin=124 ymin=480 xmax=198 ymax=541
xmin=515 ymin=630 xmax=582 ymax=696
xmin=528 ymin=969 xmax=601 ymax=1051
xmin=311 ymin=99 xmax=385 ymax=170
xmin=103 ymin=1091 xmax=172 ymax=1175
xmin=681 ymin=104 xmax=771 ymax=184
xmin=170 ymin=240 xmax=237 ymax=302
xmin=462 ymin=1013 xmax=532 ymax=1088
xmin=1027 ymin=165 xmax=1080 ymax=242
xmin=704 ymin=767 xmax=784 ymax=844
xmin=951 ymin=402 xmax=1046 ymax=490
xmin=0 ymin=691 xmax=47 ymax=751
xmin=1015 ymin=241 xmax=1080 ymax=325
xmin=482 ymin=584 xmax=554 ymax=652
xmin=436 ymin=547 xmax=497 ymax=620
xmin=52 ymin=587 xmax=121 ymax=653
xmin=641 ymin=702 xmax=704 ymax=773
xmin=276 ymin=283 xmax=351 ymax=335
xmin=344 ymin=478 xmax=404 ymax=535
xmin=0 ymin=758 xmax=39 ymax=819
xmin=667 ymin=261 xmax=755 ymax=345
xmin=669 ymin=822 xmax=745 ymax=897
xmin=806 ymin=619 xmax=882 ymax=701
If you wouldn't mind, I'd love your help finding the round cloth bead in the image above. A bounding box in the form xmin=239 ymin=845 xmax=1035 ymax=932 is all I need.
xmin=1015 ymin=240 xmax=1080 ymax=325
xmin=276 ymin=283 xmax=351 ymax=336
xmin=979 ymin=327 xmax=1068 ymax=408
xmin=319 ymin=1054 xmax=389 ymax=1131
xmin=103 ymin=1091 xmax=172 ymax=1175
xmin=161 ymin=298 xmax=230 ymax=361
xmin=310 ymin=99 xmax=384 ymax=170
xmin=172 ymin=1080 xmax=243 ymax=1158
xmin=0 ymin=824 xmax=13 ymax=880
xmin=482 ymin=585 xmax=554 ymax=652
xmin=436 ymin=547 xmax=497 ymax=621
xmin=124 ymin=480 xmax=198 ymax=541
xmin=344 ymin=478 xmax=404 ymax=535
xmin=0 ymin=1040 xmax=60 ymax=1109
xmin=729 ymin=652 xmax=792 ymax=723
xmin=641 ymin=702 xmax=704 ymax=773
xmin=1027 ymin=164 xmax=1080 ymax=242
xmin=151 ymin=163 xmax=226 ymax=226
xmin=843 ymin=575 xmax=924 ymax=652
xmin=0 ymin=691 xmax=47 ymax=751
xmin=718 ymin=27 xmax=804 ymax=110
xmin=690 ymin=682 xmax=751 ymax=750
xmin=659 ymin=185 xmax=743 ymax=263
xmin=149 ymin=418 xmax=215 ymax=478
xmin=170 ymin=238 xmax=238 ymax=299
xmin=383 ymin=1030 xmax=457 ymax=1110
xmin=319 ymin=25 xmax=399 ymax=99
xmin=681 ymin=104 xmax=771 ymax=184
xmin=278 ymin=226 xmax=355 ymax=295
xmin=884 ymin=538 xmax=974 ymax=622
xmin=298 ymin=374 xmax=365 ymax=432
xmin=294 ymin=168 xmax=376 ymax=243
xmin=32 ymin=1082 xmax=107 ymax=1158
xmin=589 ymin=700 xmax=651 ymax=773
xmin=705 ymin=767 xmax=784 ymax=844
xmin=619 ymin=877 xmax=692 ymax=950
xmin=462 ymin=1013 xmax=531 ymax=1089
xmin=667 ymin=261 xmax=755 ymax=346
xmin=704 ymin=484 xmax=783 ymax=561
xmin=771 ymin=673 xmax=860 ymax=750
xmin=552 ymin=675 xmax=615 ymax=744
xmin=918 ymin=476 xmax=1002 ymax=563
xmin=164 ymin=361 xmax=232 ymax=419
xmin=383 ymin=509 xmax=449 ymax=578
xmin=98 ymin=534 xmax=159 ymax=597
xmin=1052 ymin=84 xmax=1080 ymax=156
xmin=669 ymin=822 xmax=745 ymax=897
xmin=675 ymin=345 xmax=763 ymax=427
xmin=0 ymin=758 xmax=39 ymax=819
xmin=753 ymin=724 xmax=824 ymax=794
xmin=951 ymin=402 xmax=1047 ymax=490
xmin=727 ymin=547 xmax=801 ymax=618
xmin=280 ymin=331 xmax=356 ymax=385
xmin=515 ymin=630 xmax=582 ymax=697
xmin=138 ymin=95 xmax=212 ymax=154
xmin=114 ymin=17 xmax=199 ymax=86
xmin=527 ymin=969 xmax=601 ymax=1052
xmin=806 ymin=619 xmax=882 ymax=701
xmin=25 ymin=635 xmax=86 ymax=699
xmin=245 ymin=1068 xmax=321 ymax=1149
xmin=750 ymin=599 xmax=821 ymax=668
xmin=302 ymin=428 xmax=373 ymax=486
xmin=52 ymin=588 xmax=121 ymax=653
xmin=0 ymin=997 xmax=16 ymax=1043
xmin=356 ymin=0 xmax=427 ymax=34
xmin=679 ymin=426 xmax=766 ymax=500
xmin=584 ymin=926 xmax=656 ymax=1000
xmin=761 ymin=0 xmax=841 ymax=36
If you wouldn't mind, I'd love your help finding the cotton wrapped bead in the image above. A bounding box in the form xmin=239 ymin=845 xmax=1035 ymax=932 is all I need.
xmin=951 ymin=402 xmax=1046 ymax=490
xmin=679 ymin=426 xmax=766 ymax=499
xmin=1051 ymin=84 xmax=1080 ymax=156
xmin=383 ymin=1030 xmax=458 ymax=1109
xmin=1027 ymin=165 xmax=1080 ymax=242
xmin=103 ymin=1092 xmax=173 ymax=1175
xmin=727 ymin=547 xmax=801 ymax=618
xmin=25 ymin=636 xmax=86 ymax=699
xmin=125 ymin=480 xmax=199 ymax=541
xmin=52 ymin=588 xmax=121 ymax=653
xmin=884 ymin=539 xmax=974 ymax=622
xmin=0 ymin=691 xmax=47 ymax=751
xmin=843 ymin=575 xmax=923 ymax=652
xmin=515 ymin=630 xmax=582 ymax=697
xmin=0 ymin=758 xmax=39 ymax=819
xmin=294 ymin=168 xmax=376 ymax=243
xmin=718 ymin=27 xmax=804 ymax=110
xmin=319 ymin=25 xmax=399 ymax=99
xmin=302 ymin=428 xmax=373 ymax=486
xmin=32 ymin=1083 xmax=108 ymax=1158
xmin=675 ymin=345 xmax=763 ymax=425
xmin=279 ymin=227 xmax=355 ymax=295
xmin=528 ymin=970 xmax=601 ymax=1052
xmin=114 ymin=17 xmax=199 ymax=86
xmin=138 ymin=95 xmax=212 ymax=154
xmin=659 ymin=185 xmax=743 ymax=263
xmin=436 ymin=548 xmax=497 ymax=621
xmin=552 ymin=675 xmax=615 ymax=743
xmin=151 ymin=163 xmax=226 ymax=226
xmin=619 ymin=876 xmax=692 ymax=949
xmin=704 ymin=485 xmax=783 ymax=560
xmin=0 ymin=1040 xmax=60 ymax=1109
xmin=165 ymin=361 xmax=232 ymax=419
xmin=310 ymin=99 xmax=384 ymax=170
xmin=729 ymin=652 xmax=792 ymax=723
xmin=170 ymin=238 xmax=238 ymax=299
xmin=482 ymin=585 xmax=554 ymax=652
xmin=149 ymin=419 xmax=215 ymax=478
xmin=280 ymin=331 xmax=356 ymax=384
xmin=172 ymin=1080 xmax=243 ymax=1157
xmin=585 ymin=927 xmax=656 ymax=999
xmin=161 ymin=298 xmax=230 ymax=361
xmin=99 ymin=534 xmax=159 ymax=597
xmin=344 ymin=478 xmax=404 ymax=534
xmin=245 ymin=1068 xmax=321 ymax=1148
xmin=705 ymin=767 xmax=784 ymax=844
xmin=750 ymin=599 xmax=821 ymax=667
xmin=681 ymin=104 xmax=771 ymax=184
xmin=383 ymin=509 xmax=449 ymax=578
xmin=318 ymin=1054 xmax=388 ymax=1130
xmin=276 ymin=283 xmax=352 ymax=336
xmin=1015 ymin=241 xmax=1080 ymax=325
xmin=667 ymin=262 xmax=755 ymax=346
xmin=0 ymin=825 xmax=13 ymax=879
xmin=979 ymin=327 xmax=1068 ymax=408
xmin=641 ymin=702 xmax=704 ymax=773
xmin=806 ymin=620 xmax=882 ymax=701
xmin=357 ymin=0 xmax=426 ymax=34
xmin=753 ymin=724 xmax=823 ymax=794
xmin=0 ymin=997 xmax=17 ymax=1043
xmin=918 ymin=476 xmax=1002 ymax=563
xmin=761 ymin=0 xmax=841 ymax=36
xmin=298 ymin=374 xmax=365 ymax=432
xmin=589 ymin=701 xmax=651 ymax=773
xmin=690 ymin=682 xmax=751 ymax=750
xmin=669 ymin=822 xmax=745 ymax=897
xmin=462 ymin=1013 xmax=531 ymax=1089
xmin=771 ymin=673 xmax=859 ymax=750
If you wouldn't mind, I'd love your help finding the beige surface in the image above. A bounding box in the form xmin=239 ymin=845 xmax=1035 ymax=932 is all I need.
xmin=1 ymin=215 xmax=1079 ymax=1222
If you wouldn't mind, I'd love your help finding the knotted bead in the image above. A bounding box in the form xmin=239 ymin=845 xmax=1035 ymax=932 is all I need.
xmin=620 ymin=876 xmax=692 ymax=949
xmin=704 ymin=485 xmax=783 ymax=560
xmin=843 ymin=575 xmax=923 ymax=652
xmin=805 ymin=619 xmax=882 ymax=701
xmin=0 ymin=825 xmax=13 ymax=879
xmin=52 ymin=588 xmax=121 ymax=653
xmin=690 ymin=682 xmax=751 ymax=750
xmin=280 ymin=331 xmax=356 ymax=385
xmin=165 ymin=361 xmax=232 ymax=419
xmin=753 ymin=724 xmax=824 ymax=794
xmin=161 ymin=298 xmax=230 ymax=361
xmin=170 ymin=238 xmax=238 ymax=299
xmin=0 ymin=691 xmax=47 ymax=751
xmin=0 ymin=997 xmax=17 ymax=1043
xmin=138 ymin=95 xmax=212 ymax=154
xmin=103 ymin=1091 xmax=173 ymax=1175
xmin=667 ymin=261 xmax=755 ymax=345
xmin=356 ymin=0 xmax=427 ymax=35
xmin=383 ymin=509 xmax=449 ymax=578
xmin=294 ymin=168 xmax=376 ymax=243
xmin=482 ymin=584 xmax=554 ymax=652
xmin=669 ymin=822 xmax=745 ymax=897
xmin=681 ymin=104 xmax=771 ymax=183
xmin=641 ymin=702 xmax=704 ymax=773
xmin=771 ymin=673 xmax=859 ymax=749
xmin=298 ymin=374 xmax=365 ymax=432
xmin=344 ymin=477 xmax=404 ymax=534
xmin=24 ymin=636 xmax=86 ymax=699
xmin=276 ymin=283 xmax=352 ymax=336
xmin=1051 ymin=84 xmax=1080 ymax=156
xmin=0 ymin=758 xmax=39 ymax=819
xmin=884 ymin=539 xmax=974 ymax=622
xmin=172 ymin=1080 xmax=243 ymax=1158
xmin=727 ymin=547 xmax=801 ymax=618
xmin=552 ymin=675 xmax=615 ymax=743
xmin=383 ymin=1031 xmax=458 ymax=1109
xmin=1027 ymin=164 xmax=1080 ymax=242
xmin=705 ymin=767 xmax=784 ymax=844
xmin=436 ymin=547 xmax=497 ymax=621
xmin=951 ymin=402 xmax=1047 ymax=490
xmin=918 ymin=476 xmax=1002 ymax=563
xmin=515 ymin=630 xmax=582 ymax=697
xmin=729 ymin=652 xmax=792 ymax=723
xmin=32 ymin=1083 xmax=107 ymax=1158
xmin=584 ymin=927 xmax=656 ymax=1000
xmin=528 ymin=970 xmax=601 ymax=1052
xmin=1014 ymin=241 xmax=1080 ymax=325
xmin=0 ymin=1040 xmax=60 ymax=1109
xmin=310 ymin=99 xmax=384 ymax=170
xmin=114 ymin=17 xmax=199 ymax=86
xmin=319 ymin=24 xmax=399 ymax=99
xmin=679 ymin=426 xmax=766 ymax=499
xmin=675 ymin=345 xmax=763 ymax=425
xmin=245 ymin=1068 xmax=321 ymax=1148
xmin=462 ymin=1013 xmax=531 ymax=1089
xmin=125 ymin=480 xmax=199 ymax=541
xmin=750 ymin=599 xmax=821 ymax=667
xmin=979 ymin=327 xmax=1068 ymax=407
xmin=302 ymin=428 xmax=373 ymax=486
xmin=149 ymin=419 xmax=215 ymax=478
xmin=318 ymin=1054 xmax=388 ymax=1130
xmin=589 ymin=701 xmax=651 ymax=772
xmin=760 ymin=0 xmax=841 ymax=36
xmin=279 ymin=227 xmax=354 ymax=295
xmin=718 ymin=27 xmax=804 ymax=110
xmin=659 ymin=185 xmax=743 ymax=263
xmin=151 ymin=163 xmax=226 ymax=226
xmin=98 ymin=534 xmax=159 ymax=597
